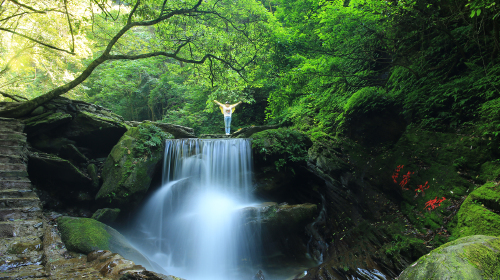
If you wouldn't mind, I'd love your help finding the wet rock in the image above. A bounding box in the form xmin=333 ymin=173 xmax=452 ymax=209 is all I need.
xmin=57 ymin=216 xmax=155 ymax=271
xmin=242 ymin=202 xmax=318 ymax=241
xmin=92 ymin=208 xmax=121 ymax=224
xmin=96 ymin=123 xmax=169 ymax=209
xmin=399 ymin=235 xmax=500 ymax=280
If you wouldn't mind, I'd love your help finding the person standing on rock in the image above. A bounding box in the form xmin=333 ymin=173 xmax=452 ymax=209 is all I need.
xmin=213 ymin=100 xmax=242 ymax=135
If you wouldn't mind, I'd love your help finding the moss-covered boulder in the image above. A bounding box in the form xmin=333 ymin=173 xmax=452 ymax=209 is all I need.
xmin=96 ymin=123 xmax=172 ymax=209
xmin=398 ymin=235 xmax=500 ymax=280
xmin=453 ymin=182 xmax=500 ymax=238
xmin=57 ymin=216 xmax=154 ymax=270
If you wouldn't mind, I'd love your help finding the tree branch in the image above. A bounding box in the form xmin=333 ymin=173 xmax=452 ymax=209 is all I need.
xmin=128 ymin=0 xmax=140 ymax=25
xmin=63 ymin=0 xmax=75 ymax=53
xmin=7 ymin=0 xmax=46 ymax=13
xmin=0 ymin=27 xmax=75 ymax=55
xmin=0 ymin=91 xmax=28 ymax=102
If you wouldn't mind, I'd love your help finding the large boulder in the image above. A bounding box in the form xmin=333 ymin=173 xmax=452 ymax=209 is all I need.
xmin=57 ymin=216 xmax=154 ymax=271
xmin=96 ymin=123 xmax=172 ymax=209
xmin=453 ymin=182 xmax=500 ymax=238
xmin=398 ymin=235 xmax=500 ymax=280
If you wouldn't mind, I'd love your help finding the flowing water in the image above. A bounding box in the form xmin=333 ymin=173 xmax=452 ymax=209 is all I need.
xmin=126 ymin=138 xmax=263 ymax=280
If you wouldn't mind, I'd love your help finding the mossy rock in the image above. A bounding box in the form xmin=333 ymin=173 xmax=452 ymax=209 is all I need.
xmin=57 ymin=216 xmax=153 ymax=270
xmin=24 ymin=111 xmax=73 ymax=137
xmin=242 ymin=203 xmax=317 ymax=241
xmin=453 ymin=182 xmax=500 ymax=238
xmin=399 ymin=235 xmax=500 ymax=280
xmin=96 ymin=123 xmax=171 ymax=209
xmin=63 ymin=110 xmax=128 ymax=157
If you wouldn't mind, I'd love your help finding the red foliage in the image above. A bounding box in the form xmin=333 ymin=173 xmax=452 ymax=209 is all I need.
xmin=399 ymin=171 xmax=414 ymax=190
xmin=424 ymin=197 xmax=446 ymax=211
xmin=414 ymin=181 xmax=430 ymax=197
xmin=392 ymin=165 xmax=404 ymax=183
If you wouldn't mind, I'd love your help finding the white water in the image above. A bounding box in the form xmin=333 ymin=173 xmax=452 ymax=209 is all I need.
xmin=127 ymin=138 xmax=262 ymax=280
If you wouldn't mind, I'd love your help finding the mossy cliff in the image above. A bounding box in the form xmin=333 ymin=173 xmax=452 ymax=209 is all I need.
xmin=96 ymin=123 xmax=172 ymax=209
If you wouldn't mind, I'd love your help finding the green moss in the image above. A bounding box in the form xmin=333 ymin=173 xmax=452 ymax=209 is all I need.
xmin=453 ymin=182 xmax=500 ymax=238
xmin=398 ymin=235 xmax=499 ymax=280
xmin=96 ymin=123 xmax=170 ymax=208
xmin=25 ymin=111 xmax=72 ymax=126
xmin=462 ymin=238 xmax=500 ymax=279
xmin=479 ymin=161 xmax=500 ymax=183
xmin=57 ymin=216 xmax=111 ymax=254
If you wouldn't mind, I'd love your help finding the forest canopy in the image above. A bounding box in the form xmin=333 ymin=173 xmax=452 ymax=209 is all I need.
xmin=0 ymin=0 xmax=499 ymax=136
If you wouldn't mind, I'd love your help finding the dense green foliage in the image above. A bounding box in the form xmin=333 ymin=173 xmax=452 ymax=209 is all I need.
xmin=252 ymin=128 xmax=312 ymax=171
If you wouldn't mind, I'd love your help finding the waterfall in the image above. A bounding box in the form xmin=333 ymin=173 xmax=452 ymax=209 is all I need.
xmin=127 ymin=138 xmax=261 ymax=280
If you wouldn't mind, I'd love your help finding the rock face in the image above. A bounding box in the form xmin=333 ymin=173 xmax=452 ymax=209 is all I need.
xmin=454 ymin=182 xmax=500 ymax=238
xmin=251 ymin=128 xmax=314 ymax=200
xmin=23 ymin=97 xmax=128 ymax=158
xmin=96 ymin=123 xmax=171 ymax=209
xmin=398 ymin=235 xmax=500 ymax=280
xmin=57 ymin=216 xmax=154 ymax=271
xmin=242 ymin=202 xmax=318 ymax=241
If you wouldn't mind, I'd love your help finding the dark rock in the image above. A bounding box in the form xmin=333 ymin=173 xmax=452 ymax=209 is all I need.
xmin=241 ymin=202 xmax=318 ymax=241
xmin=30 ymin=135 xmax=76 ymax=154
xmin=398 ymin=235 xmax=500 ymax=280
xmin=28 ymin=151 xmax=91 ymax=188
xmin=63 ymin=110 xmax=128 ymax=157
xmin=87 ymin=163 xmax=100 ymax=189
xmin=24 ymin=111 xmax=73 ymax=137
xmin=59 ymin=144 xmax=88 ymax=163
xmin=91 ymin=208 xmax=120 ymax=224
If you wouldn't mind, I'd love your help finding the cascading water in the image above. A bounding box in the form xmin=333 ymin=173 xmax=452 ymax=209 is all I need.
xmin=126 ymin=138 xmax=262 ymax=280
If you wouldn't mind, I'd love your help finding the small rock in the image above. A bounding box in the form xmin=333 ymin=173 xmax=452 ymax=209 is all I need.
xmin=253 ymin=270 xmax=265 ymax=280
